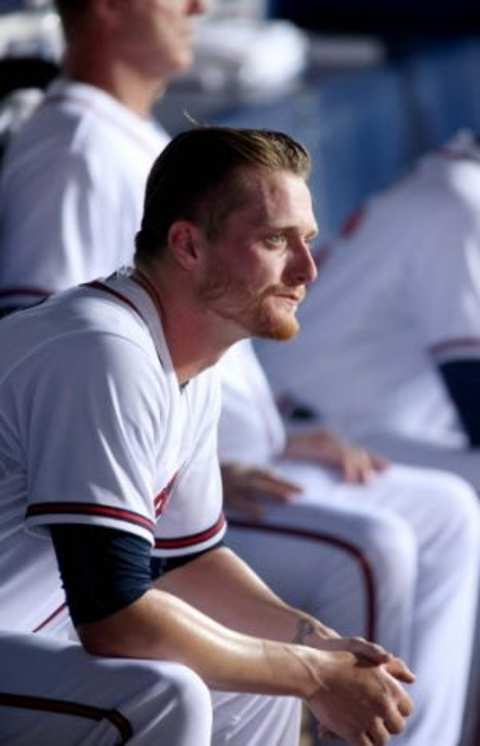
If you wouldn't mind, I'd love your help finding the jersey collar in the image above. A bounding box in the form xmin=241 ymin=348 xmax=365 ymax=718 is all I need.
xmin=91 ymin=271 xmax=176 ymax=378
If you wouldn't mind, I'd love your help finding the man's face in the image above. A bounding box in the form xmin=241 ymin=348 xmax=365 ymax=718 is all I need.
xmin=195 ymin=168 xmax=318 ymax=341
xmin=117 ymin=0 xmax=206 ymax=78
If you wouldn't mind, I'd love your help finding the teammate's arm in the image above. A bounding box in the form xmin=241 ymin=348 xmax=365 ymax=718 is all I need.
xmin=283 ymin=428 xmax=389 ymax=483
xmin=221 ymin=462 xmax=302 ymax=518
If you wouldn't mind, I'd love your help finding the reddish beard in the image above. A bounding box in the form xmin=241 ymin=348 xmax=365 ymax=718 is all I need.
xmin=199 ymin=271 xmax=303 ymax=341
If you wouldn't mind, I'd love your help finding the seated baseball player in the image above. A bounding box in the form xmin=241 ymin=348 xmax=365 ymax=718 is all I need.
xmin=218 ymin=338 xmax=480 ymax=746
xmin=0 ymin=127 xmax=415 ymax=746
xmin=255 ymin=129 xmax=480 ymax=492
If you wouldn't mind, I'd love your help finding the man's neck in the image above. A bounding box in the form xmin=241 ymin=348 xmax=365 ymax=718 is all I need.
xmin=63 ymin=52 xmax=166 ymax=118
xmin=134 ymin=267 xmax=243 ymax=385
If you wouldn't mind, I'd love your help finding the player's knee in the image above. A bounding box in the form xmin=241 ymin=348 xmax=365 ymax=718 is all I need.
xmin=130 ymin=659 xmax=212 ymax=738
xmin=362 ymin=513 xmax=418 ymax=592
xmin=147 ymin=661 xmax=210 ymax=715
xmin=432 ymin=472 xmax=480 ymax=545
xmin=165 ymin=663 xmax=212 ymax=722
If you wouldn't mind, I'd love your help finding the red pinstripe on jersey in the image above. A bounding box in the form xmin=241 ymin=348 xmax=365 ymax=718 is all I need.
xmin=26 ymin=503 xmax=155 ymax=533
xmin=154 ymin=472 xmax=178 ymax=517
xmin=154 ymin=513 xmax=226 ymax=551
xmin=85 ymin=280 xmax=145 ymax=319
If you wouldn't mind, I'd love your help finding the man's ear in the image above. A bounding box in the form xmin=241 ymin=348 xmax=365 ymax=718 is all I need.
xmin=168 ymin=221 xmax=203 ymax=271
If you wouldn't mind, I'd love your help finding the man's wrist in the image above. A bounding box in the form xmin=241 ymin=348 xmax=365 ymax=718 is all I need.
xmin=291 ymin=614 xmax=337 ymax=646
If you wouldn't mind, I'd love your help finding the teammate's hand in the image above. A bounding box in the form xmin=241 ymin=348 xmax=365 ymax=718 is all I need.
xmin=221 ymin=462 xmax=302 ymax=518
xmin=306 ymin=650 xmax=414 ymax=746
xmin=284 ymin=428 xmax=389 ymax=483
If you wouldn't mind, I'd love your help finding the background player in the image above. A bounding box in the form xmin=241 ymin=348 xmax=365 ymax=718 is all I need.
xmin=0 ymin=0 xmax=205 ymax=315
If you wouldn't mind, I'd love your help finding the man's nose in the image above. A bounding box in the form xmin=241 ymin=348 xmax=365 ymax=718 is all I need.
xmin=289 ymin=242 xmax=318 ymax=286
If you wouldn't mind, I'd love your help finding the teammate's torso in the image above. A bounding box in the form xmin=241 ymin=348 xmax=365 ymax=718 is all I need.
xmin=0 ymin=79 xmax=169 ymax=304
xmin=257 ymin=133 xmax=480 ymax=446
xmin=217 ymin=340 xmax=286 ymax=464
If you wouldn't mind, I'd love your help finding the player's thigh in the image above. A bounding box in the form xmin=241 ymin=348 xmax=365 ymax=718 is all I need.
xmin=279 ymin=458 xmax=480 ymax=554
xmin=0 ymin=631 xmax=212 ymax=746
xmin=361 ymin=462 xmax=480 ymax=551
xmin=227 ymin=497 xmax=417 ymax=638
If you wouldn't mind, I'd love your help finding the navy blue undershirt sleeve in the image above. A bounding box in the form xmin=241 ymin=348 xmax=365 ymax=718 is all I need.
xmin=439 ymin=359 xmax=480 ymax=446
xmin=50 ymin=524 xmax=225 ymax=626
xmin=50 ymin=524 xmax=153 ymax=626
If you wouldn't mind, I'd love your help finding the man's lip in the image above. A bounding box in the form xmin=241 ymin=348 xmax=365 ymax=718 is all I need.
xmin=275 ymin=292 xmax=304 ymax=302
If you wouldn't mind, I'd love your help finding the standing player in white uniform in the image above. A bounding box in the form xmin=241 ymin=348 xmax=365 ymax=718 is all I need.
xmin=0 ymin=0 xmax=197 ymax=314
xmin=256 ymin=130 xmax=480 ymax=490
xmin=0 ymin=127 xmax=415 ymax=746
xmin=218 ymin=339 xmax=480 ymax=746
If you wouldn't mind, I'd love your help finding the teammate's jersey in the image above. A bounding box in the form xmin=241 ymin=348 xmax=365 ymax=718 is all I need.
xmin=0 ymin=78 xmax=169 ymax=309
xmin=256 ymin=130 xmax=480 ymax=448
xmin=217 ymin=340 xmax=285 ymax=464
xmin=0 ymin=274 xmax=225 ymax=634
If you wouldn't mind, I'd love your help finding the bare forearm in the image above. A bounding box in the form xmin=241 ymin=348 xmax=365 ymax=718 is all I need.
xmin=155 ymin=546 xmax=332 ymax=643
xmin=79 ymin=586 xmax=320 ymax=697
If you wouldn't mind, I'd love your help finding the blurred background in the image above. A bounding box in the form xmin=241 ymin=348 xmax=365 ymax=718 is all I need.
xmin=2 ymin=0 xmax=480 ymax=241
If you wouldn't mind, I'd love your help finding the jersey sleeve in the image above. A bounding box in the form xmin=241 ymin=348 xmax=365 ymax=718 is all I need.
xmin=153 ymin=372 xmax=226 ymax=557
xmin=24 ymin=333 xmax=166 ymax=545
xmin=404 ymin=188 xmax=480 ymax=364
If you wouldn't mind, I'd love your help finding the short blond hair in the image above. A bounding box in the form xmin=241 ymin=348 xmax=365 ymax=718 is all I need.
xmin=135 ymin=126 xmax=311 ymax=265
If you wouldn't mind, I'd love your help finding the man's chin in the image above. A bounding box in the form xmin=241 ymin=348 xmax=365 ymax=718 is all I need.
xmin=255 ymin=314 xmax=300 ymax=341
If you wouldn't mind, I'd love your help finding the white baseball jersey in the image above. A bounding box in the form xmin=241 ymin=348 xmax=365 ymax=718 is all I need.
xmin=0 ymin=78 xmax=169 ymax=309
xmin=0 ymin=273 xmax=225 ymax=635
xmin=256 ymin=130 xmax=480 ymax=448
xmin=218 ymin=340 xmax=286 ymax=464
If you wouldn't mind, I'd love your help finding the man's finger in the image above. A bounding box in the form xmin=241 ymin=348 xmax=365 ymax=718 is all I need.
xmin=367 ymin=718 xmax=391 ymax=746
xmin=226 ymin=493 xmax=265 ymax=519
xmin=249 ymin=472 xmax=302 ymax=500
xmin=397 ymin=693 xmax=414 ymax=718
xmin=383 ymin=705 xmax=407 ymax=736
xmin=371 ymin=453 xmax=390 ymax=471
xmin=326 ymin=637 xmax=390 ymax=664
xmin=383 ymin=656 xmax=415 ymax=684
xmin=356 ymin=733 xmax=375 ymax=746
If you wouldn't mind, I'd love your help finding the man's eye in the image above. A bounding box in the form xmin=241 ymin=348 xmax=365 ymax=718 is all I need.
xmin=266 ymin=234 xmax=286 ymax=247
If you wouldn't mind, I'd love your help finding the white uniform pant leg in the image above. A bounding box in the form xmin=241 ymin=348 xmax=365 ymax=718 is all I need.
xmin=0 ymin=631 xmax=212 ymax=746
xmin=354 ymin=464 xmax=480 ymax=746
xmin=211 ymin=690 xmax=301 ymax=746
xmin=229 ymin=460 xmax=480 ymax=746
xmin=227 ymin=492 xmax=418 ymax=658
